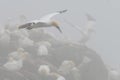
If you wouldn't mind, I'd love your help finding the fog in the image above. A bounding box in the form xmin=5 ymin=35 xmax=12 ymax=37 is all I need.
xmin=0 ymin=0 xmax=120 ymax=80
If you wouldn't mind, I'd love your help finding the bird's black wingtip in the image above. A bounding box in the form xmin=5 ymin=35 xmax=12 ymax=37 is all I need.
xmin=18 ymin=25 xmax=24 ymax=29
xmin=56 ymin=26 xmax=63 ymax=33
xmin=58 ymin=9 xmax=68 ymax=14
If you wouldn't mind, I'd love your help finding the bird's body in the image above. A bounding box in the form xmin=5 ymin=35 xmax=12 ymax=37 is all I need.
xmin=37 ymin=41 xmax=51 ymax=56
xmin=57 ymin=76 xmax=66 ymax=80
xmin=3 ymin=58 xmax=23 ymax=71
xmin=38 ymin=45 xmax=48 ymax=56
xmin=19 ymin=10 xmax=67 ymax=33
xmin=38 ymin=65 xmax=50 ymax=75
xmin=38 ymin=65 xmax=66 ymax=80
xmin=58 ymin=60 xmax=75 ymax=75
xmin=8 ymin=48 xmax=28 ymax=60
xmin=4 ymin=48 xmax=28 ymax=71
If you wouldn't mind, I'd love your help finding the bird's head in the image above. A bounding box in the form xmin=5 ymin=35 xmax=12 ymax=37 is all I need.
xmin=17 ymin=48 xmax=29 ymax=60
xmin=21 ymin=52 xmax=29 ymax=60
xmin=51 ymin=20 xmax=62 ymax=33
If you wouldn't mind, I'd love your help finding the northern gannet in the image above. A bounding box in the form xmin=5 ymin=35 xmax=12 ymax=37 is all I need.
xmin=8 ymin=48 xmax=28 ymax=60
xmin=38 ymin=65 xmax=50 ymax=75
xmin=36 ymin=41 xmax=51 ymax=56
xmin=50 ymin=72 xmax=66 ymax=80
xmin=58 ymin=60 xmax=75 ymax=75
xmin=18 ymin=10 xmax=68 ymax=33
xmin=3 ymin=57 xmax=23 ymax=71
xmin=38 ymin=65 xmax=66 ymax=80
xmin=58 ymin=60 xmax=80 ymax=80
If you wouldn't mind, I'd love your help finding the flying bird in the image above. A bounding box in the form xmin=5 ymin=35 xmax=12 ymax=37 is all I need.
xmin=18 ymin=10 xmax=68 ymax=33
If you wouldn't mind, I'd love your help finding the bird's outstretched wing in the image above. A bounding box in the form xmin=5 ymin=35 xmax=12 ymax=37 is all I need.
xmin=40 ymin=9 xmax=67 ymax=22
xmin=18 ymin=22 xmax=35 ymax=30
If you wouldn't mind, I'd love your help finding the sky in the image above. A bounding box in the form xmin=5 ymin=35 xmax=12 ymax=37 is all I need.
xmin=0 ymin=0 xmax=120 ymax=68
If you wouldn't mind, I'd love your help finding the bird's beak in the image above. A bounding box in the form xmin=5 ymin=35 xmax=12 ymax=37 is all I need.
xmin=56 ymin=26 xmax=62 ymax=33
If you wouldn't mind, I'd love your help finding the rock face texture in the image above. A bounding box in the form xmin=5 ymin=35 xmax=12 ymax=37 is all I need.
xmin=0 ymin=29 xmax=108 ymax=80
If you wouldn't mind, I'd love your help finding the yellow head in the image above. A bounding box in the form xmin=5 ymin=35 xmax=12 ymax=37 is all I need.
xmin=17 ymin=48 xmax=28 ymax=60
xmin=51 ymin=20 xmax=59 ymax=27
xmin=51 ymin=20 xmax=62 ymax=33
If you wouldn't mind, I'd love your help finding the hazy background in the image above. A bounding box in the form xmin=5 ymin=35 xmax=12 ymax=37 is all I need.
xmin=0 ymin=0 xmax=119 ymax=68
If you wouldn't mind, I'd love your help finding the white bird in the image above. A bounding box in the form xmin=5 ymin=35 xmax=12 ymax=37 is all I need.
xmin=18 ymin=10 xmax=68 ymax=33
xmin=58 ymin=60 xmax=80 ymax=80
xmin=50 ymin=72 xmax=66 ymax=80
xmin=8 ymin=48 xmax=28 ymax=60
xmin=37 ymin=41 xmax=51 ymax=56
xmin=58 ymin=60 xmax=75 ymax=75
xmin=3 ymin=57 xmax=23 ymax=71
xmin=38 ymin=45 xmax=48 ymax=56
xmin=38 ymin=65 xmax=50 ymax=75
xmin=57 ymin=75 xmax=66 ymax=80
xmin=38 ymin=65 xmax=66 ymax=80
xmin=78 ymin=56 xmax=91 ymax=69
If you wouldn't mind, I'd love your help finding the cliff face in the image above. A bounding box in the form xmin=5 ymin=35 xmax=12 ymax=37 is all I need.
xmin=46 ymin=43 xmax=108 ymax=80
xmin=0 ymin=29 xmax=108 ymax=80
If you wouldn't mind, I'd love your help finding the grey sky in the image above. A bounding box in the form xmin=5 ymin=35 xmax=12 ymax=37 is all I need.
xmin=0 ymin=0 xmax=120 ymax=67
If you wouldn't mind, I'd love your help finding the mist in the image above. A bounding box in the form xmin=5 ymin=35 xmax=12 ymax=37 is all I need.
xmin=0 ymin=0 xmax=120 ymax=80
